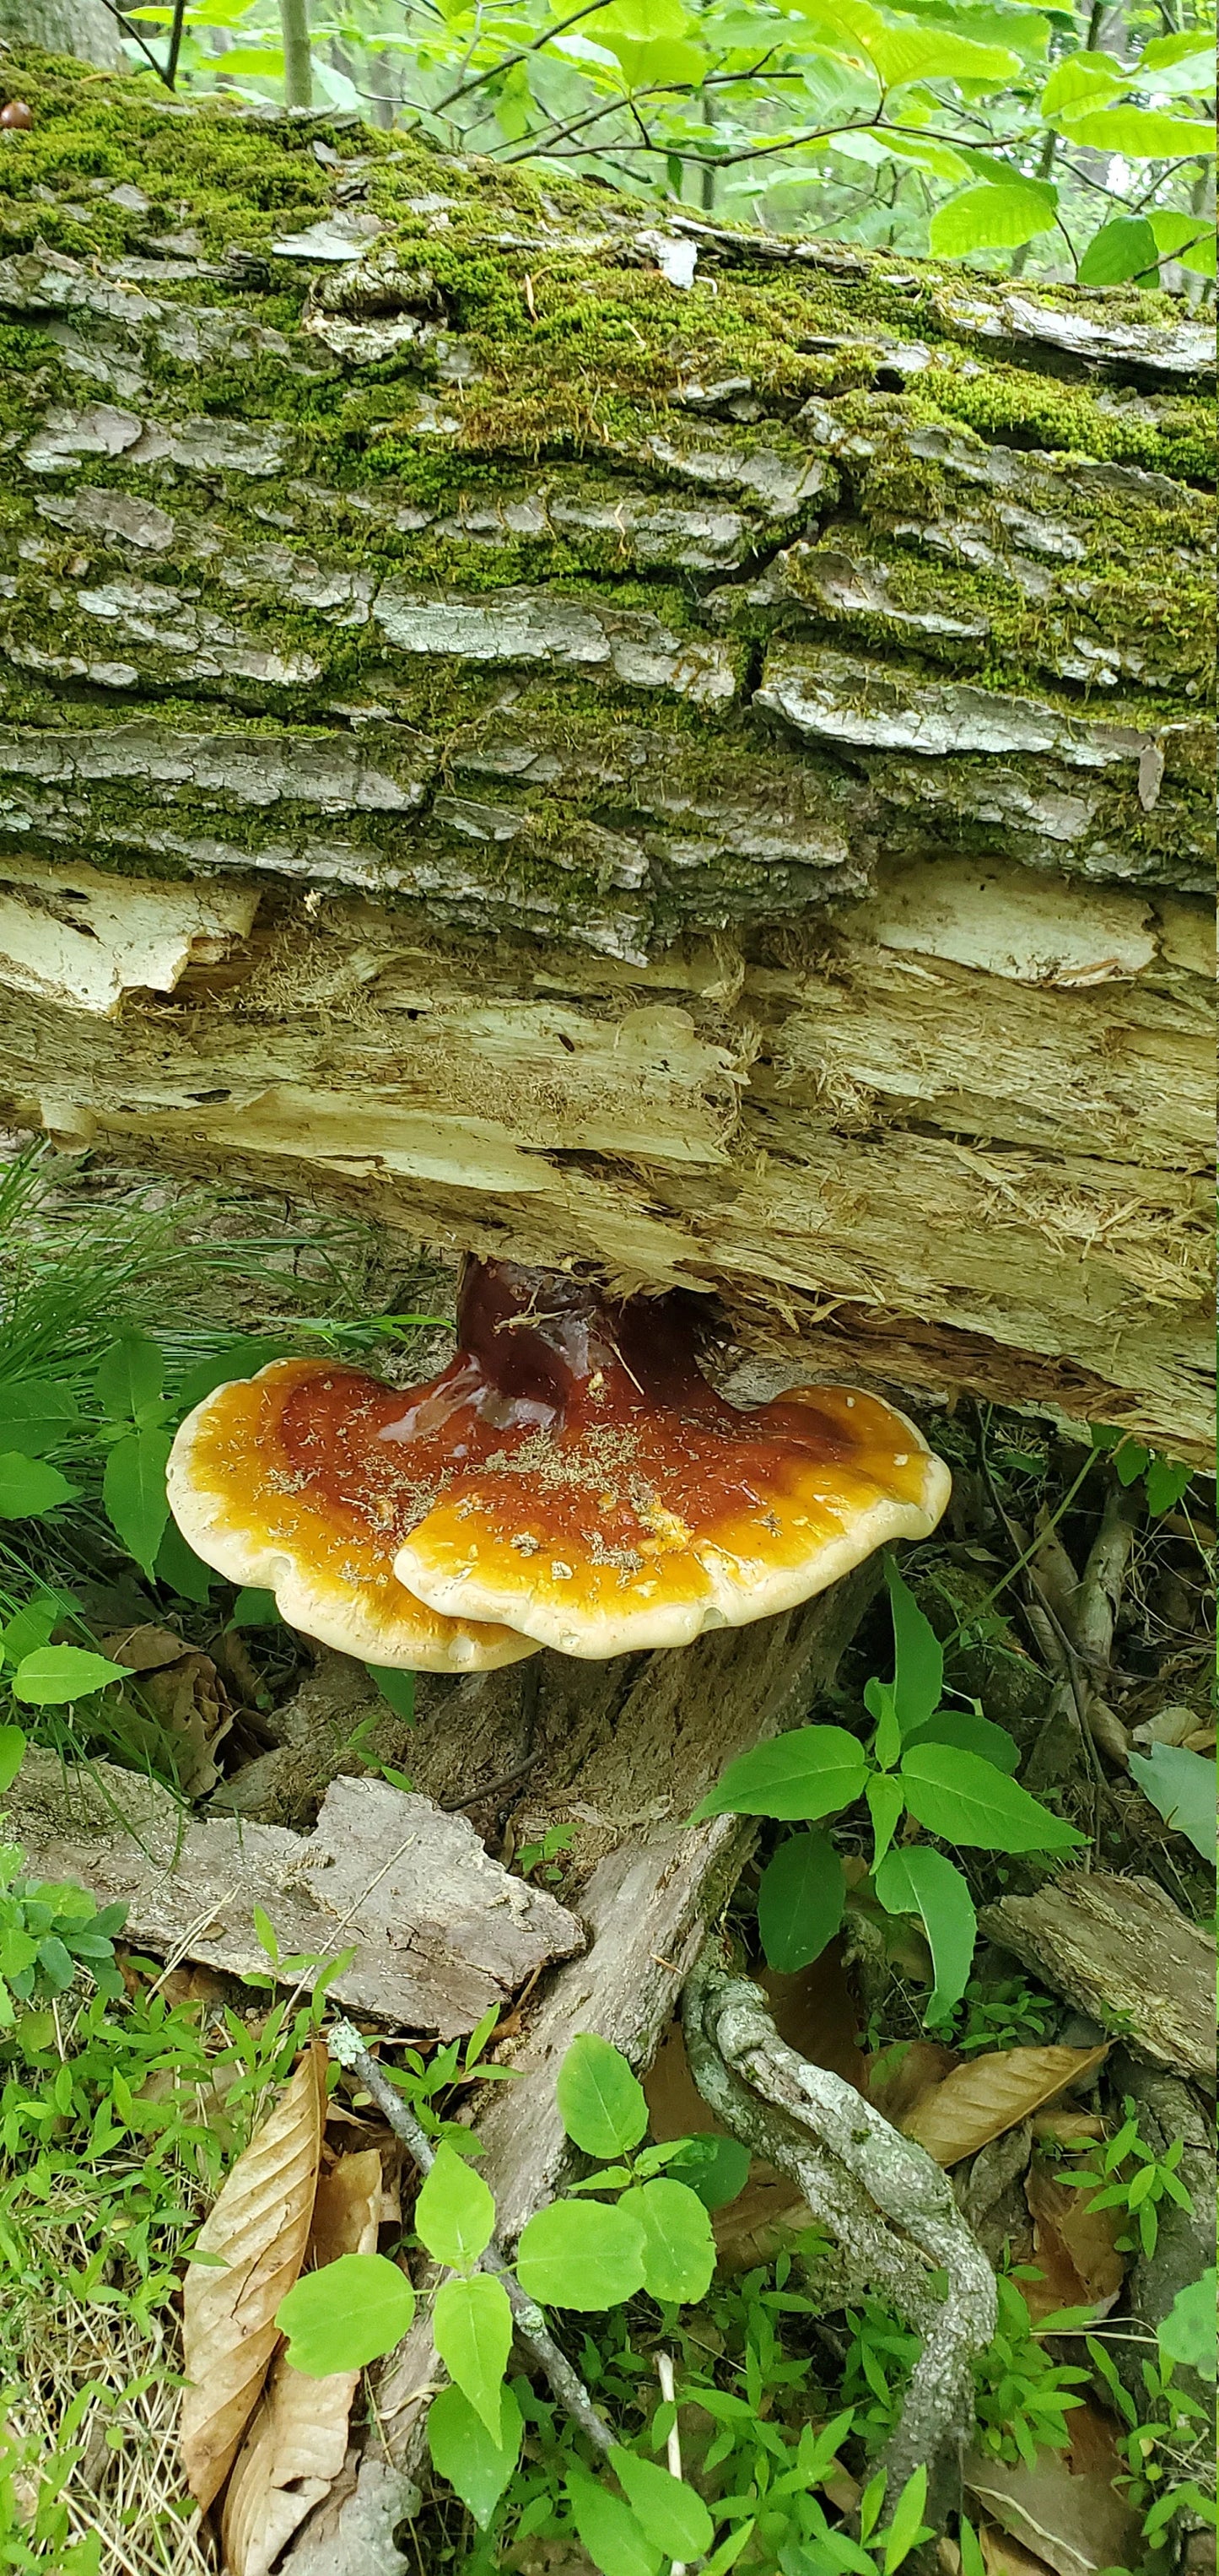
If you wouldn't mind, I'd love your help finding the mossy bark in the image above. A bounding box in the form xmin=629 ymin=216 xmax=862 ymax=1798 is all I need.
xmin=0 ymin=52 xmax=1213 ymax=1454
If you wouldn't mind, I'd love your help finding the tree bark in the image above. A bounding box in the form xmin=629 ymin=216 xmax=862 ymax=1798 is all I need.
xmin=0 ymin=53 xmax=1212 ymax=1453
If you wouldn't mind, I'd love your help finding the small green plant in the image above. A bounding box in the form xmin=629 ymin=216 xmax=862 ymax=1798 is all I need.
xmin=1056 ymin=2102 xmax=1196 ymax=2260
xmin=0 ymin=1840 xmax=128 ymax=2027
xmin=1087 ymin=2333 xmax=1216 ymax=2544
xmin=973 ymin=2276 xmax=1089 ymax=2468
xmin=515 ymin=1822 xmax=579 ymax=1883
xmin=935 ymin=1976 xmax=1054 ymax=2055
xmin=1089 ymin=1426 xmax=1195 ymax=1520
xmin=693 ymin=1556 xmax=1083 ymax=2022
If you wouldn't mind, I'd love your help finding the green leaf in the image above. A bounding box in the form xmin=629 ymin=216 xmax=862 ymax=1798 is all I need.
xmin=1129 ymin=1745 xmax=1215 ymax=1863
xmin=103 ymin=1428 xmax=172 ymax=1580
xmin=277 ymin=2252 xmax=416 ymax=2374
xmin=154 ymin=1516 xmax=216 ymax=1603
xmin=757 ymin=1828 xmax=844 ymax=1973
xmin=1133 ymin=32 xmax=1216 ymax=95
xmin=1038 ymin=48 xmax=1121 ymax=117
xmin=414 ymin=2141 xmax=496 ymax=2268
xmin=433 ymin=2273 xmax=513 ymax=2440
xmin=566 ymin=2465 xmax=662 ymax=2576
xmin=899 ymin=1744 xmax=1086 ymax=1853
xmin=36 ymin=1935 xmax=74 ymax=1991
xmin=428 ymin=2382 xmax=521 ymax=2530
xmin=1144 ymin=1455 xmax=1192 ymax=1517
xmin=692 ymin=1725 xmax=868 ymax=1823
xmin=232 ymin=1586 xmax=280 ymax=1627
xmin=1061 ymin=106 xmax=1216 ymax=157
xmin=866 ymin=1676 xmax=903 ymax=1770
xmin=1076 ymin=216 xmax=1159 ymax=284
xmin=1148 ymin=211 xmax=1211 ymax=257
xmin=557 ymin=2032 xmax=649 ymax=2159
xmin=1158 ymin=2271 xmax=1217 ymax=2382
xmin=176 ymin=1337 xmax=292 ymax=1412
xmin=876 ymin=1846 xmax=976 ymax=2017
xmin=930 ymin=177 xmax=1058 ymax=256
xmin=610 ymin=2448 xmax=715 ymax=2558
xmin=903 ymin=1709 xmax=1020 ymax=1775
xmin=365 ymin=1664 xmax=416 ymax=1721
xmin=96 ymin=1331 xmax=163 ymax=1422
xmin=0 ymin=1596 xmax=62 ymax=1666
xmin=0 ymin=1454 xmax=75 ymax=1520
xmin=883 ymin=2465 xmax=929 ymax=2573
xmin=11 ymin=1645 xmax=132 ymax=1707
xmin=865 ymin=21 xmax=1019 ymax=91
xmin=1180 ymin=235 xmax=1217 ymax=278
xmin=210 ymin=40 xmax=284 ymax=67
xmin=515 ymin=2195 xmax=645 ymax=2309
xmin=866 ymin=1774 xmax=905 ymax=1871
xmin=667 ymin=2133 xmax=751 ymax=2211
xmin=0 ymin=1379 xmax=78 ymax=1457
xmin=630 ymin=2177 xmax=716 ymax=2303
xmin=0 ymin=1726 xmax=26 ymax=1793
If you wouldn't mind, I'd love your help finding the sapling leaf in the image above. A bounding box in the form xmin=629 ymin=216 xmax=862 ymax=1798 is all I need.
xmin=903 ymin=1708 xmax=1020 ymax=1775
xmin=557 ymin=2032 xmax=648 ymax=2158
xmin=609 ymin=2446 xmax=714 ymax=2557
xmin=96 ymin=1330 xmax=164 ymax=1422
xmin=882 ymin=2463 xmax=929 ymax=2572
xmin=667 ymin=2134 xmax=752 ymax=2211
xmin=433 ymin=2273 xmax=513 ymax=2438
xmin=865 ymin=1675 xmax=903 ymax=1769
xmin=154 ymin=1517 xmax=215 ymax=1604
xmin=103 ymin=1428 xmax=172 ymax=1579
xmin=413 ymin=2141 xmax=496 ymax=2268
xmin=0 ymin=1455 xmax=75 ymax=1520
xmin=866 ymin=1774 xmax=905 ymax=1871
xmin=0 ymin=1727 xmax=26 ymax=1794
xmin=565 ymin=2465 xmax=662 ymax=2576
xmin=0 ymin=1378 xmax=78 ymax=1457
xmin=884 ymin=1554 xmax=942 ymax=1733
xmin=364 ymin=1664 xmax=416 ymax=1721
xmin=1076 ymin=213 xmax=1158 ymax=283
xmin=11 ymin=1646 xmax=132 ymax=1707
xmin=628 ymin=2177 xmax=716 ymax=2303
xmin=757 ymin=1828 xmax=844 ymax=1973
xmin=899 ymin=1745 xmax=1086 ymax=1852
xmin=1144 ymin=1455 xmax=1192 ymax=1516
xmin=1158 ymin=2271 xmax=1216 ymax=2381
xmin=428 ymin=2382 xmax=521 ymax=2529
xmin=1129 ymin=1745 xmax=1215 ymax=1861
xmin=231 ymin=1587 xmax=280 ymax=1627
xmin=277 ymin=2251 xmax=416 ymax=2374
xmin=0 ymin=1596 xmax=62 ymax=1666
xmin=692 ymin=1725 xmax=868 ymax=1823
xmin=874 ymin=1846 xmax=976 ymax=2017
xmin=515 ymin=2195 xmax=645 ymax=2309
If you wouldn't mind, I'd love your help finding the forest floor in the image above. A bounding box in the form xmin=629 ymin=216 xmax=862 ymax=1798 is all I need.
xmin=0 ymin=1145 xmax=1213 ymax=2576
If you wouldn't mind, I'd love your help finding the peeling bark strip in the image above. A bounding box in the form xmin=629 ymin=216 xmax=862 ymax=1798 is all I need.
xmin=0 ymin=55 xmax=1213 ymax=1451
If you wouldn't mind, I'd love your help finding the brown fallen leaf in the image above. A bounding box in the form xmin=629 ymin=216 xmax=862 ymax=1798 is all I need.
xmin=759 ymin=1941 xmax=868 ymax=2092
xmin=1022 ymin=2158 xmax=1125 ymax=2324
xmin=181 ymin=2041 xmax=326 ymax=2511
xmin=101 ymin=1623 xmax=232 ymax=1796
xmin=979 ymin=2519 xmax=1059 ymax=2576
xmin=966 ymin=2406 xmax=1141 ymax=2576
xmin=222 ymin=2148 xmax=383 ymax=2576
xmin=712 ymin=2174 xmax=816 ymax=2274
xmin=866 ymin=2039 xmax=959 ymax=2127
xmin=1029 ymin=2111 xmax=1103 ymax=2147
xmin=902 ymin=2046 xmax=1108 ymax=2167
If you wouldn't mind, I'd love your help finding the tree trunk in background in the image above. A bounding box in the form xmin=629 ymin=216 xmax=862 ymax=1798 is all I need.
xmin=0 ymin=54 xmax=1213 ymax=1455
xmin=0 ymin=0 xmax=118 ymax=65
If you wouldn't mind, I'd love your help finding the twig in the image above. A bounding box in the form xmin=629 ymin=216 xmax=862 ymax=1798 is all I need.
xmin=440 ymin=1750 xmax=545 ymax=1812
xmin=682 ymin=1952 xmax=995 ymax=2522
xmin=655 ymin=2354 xmax=686 ymax=2575
xmin=326 ymin=2017 xmax=616 ymax=2456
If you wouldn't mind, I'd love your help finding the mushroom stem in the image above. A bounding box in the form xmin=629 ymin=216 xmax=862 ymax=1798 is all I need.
xmin=326 ymin=2017 xmax=616 ymax=2457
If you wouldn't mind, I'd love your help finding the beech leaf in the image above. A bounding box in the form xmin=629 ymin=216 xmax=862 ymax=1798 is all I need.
xmin=223 ymin=2148 xmax=382 ymax=2576
xmin=180 ymin=2041 xmax=326 ymax=2511
xmin=900 ymin=2044 xmax=1108 ymax=2166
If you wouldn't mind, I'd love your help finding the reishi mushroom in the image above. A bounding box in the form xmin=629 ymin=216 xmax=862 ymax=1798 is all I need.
xmin=168 ymin=1261 xmax=950 ymax=1668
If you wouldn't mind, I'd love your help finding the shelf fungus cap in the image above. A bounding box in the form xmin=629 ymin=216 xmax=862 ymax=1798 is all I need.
xmin=393 ymin=1261 xmax=952 ymax=1658
xmin=166 ymin=1358 xmax=539 ymax=1674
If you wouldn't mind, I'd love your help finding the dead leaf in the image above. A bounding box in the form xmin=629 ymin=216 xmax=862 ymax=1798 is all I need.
xmin=902 ymin=2046 xmax=1108 ymax=2167
xmin=866 ymin=2039 xmax=958 ymax=2127
xmin=979 ymin=2520 xmax=1058 ymax=2576
xmin=222 ymin=2148 xmax=382 ymax=2576
xmin=645 ymin=2017 xmax=724 ymax=2146
xmin=759 ymin=1942 xmax=867 ymax=2091
xmin=180 ymin=2041 xmax=326 ymax=2511
xmin=1029 ymin=2111 xmax=1103 ymax=2147
xmin=712 ymin=2174 xmax=817 ymax=2274
xmin=1022 ymin=2158 xmax=1125 ymax=2323
xmin=101 ymin=1625 xmax=231 ymax=1796
xmin=967 ymin=2407 xmax=1141 ymax=2576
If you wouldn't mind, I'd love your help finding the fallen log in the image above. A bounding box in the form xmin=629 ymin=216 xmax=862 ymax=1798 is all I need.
xmin=0 ymin=53 xmax=1213 ymax=1455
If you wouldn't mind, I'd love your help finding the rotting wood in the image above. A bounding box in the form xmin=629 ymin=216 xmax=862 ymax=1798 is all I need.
xmin=278 ymin=1563 xmax=877 ymax=2567
xmin=6 ymin=1755 xmax=584 ymax=2033
xmin=981 ymin=1874 xmax=1216 ymax=2087
xmin=0 ymin=53 xmax=1212 ymax=1457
